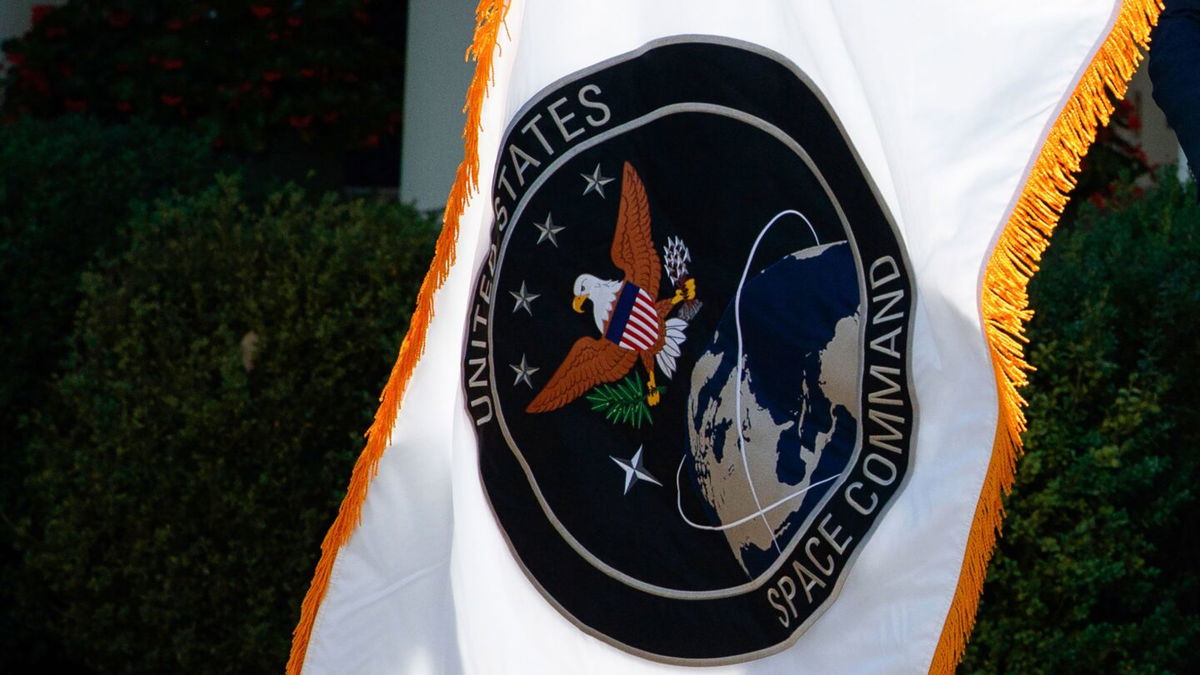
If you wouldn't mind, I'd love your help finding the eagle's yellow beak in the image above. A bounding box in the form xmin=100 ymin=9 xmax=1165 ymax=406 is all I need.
xmin=572 ymin=294 xmax=588 ymax=313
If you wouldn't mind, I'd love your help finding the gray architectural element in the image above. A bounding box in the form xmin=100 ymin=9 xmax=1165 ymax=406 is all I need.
xmin=400 ymin=0 xmax=477 ymax=209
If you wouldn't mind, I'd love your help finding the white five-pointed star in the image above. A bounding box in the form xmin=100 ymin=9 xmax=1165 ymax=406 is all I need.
xmin=580 ymin=163 xmax=614 ymax=198
xmin=509 ymin=354 xmax=539 ymax=388
xmin=509 ymin=281 xmax=540 ymax=315
xmin=610 ymin=445 xmax=662 ymax=495
xmin=533 ymin=213 xmax=565 ymax=247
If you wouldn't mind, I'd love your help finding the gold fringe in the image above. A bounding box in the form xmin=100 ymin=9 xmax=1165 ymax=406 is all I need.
xmin=286 ymin=2 xmax=512 ymax=673
xmin=929 ymin=1 xmax=1161 ymax=672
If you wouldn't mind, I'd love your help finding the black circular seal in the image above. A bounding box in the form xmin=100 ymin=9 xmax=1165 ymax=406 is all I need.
xmin=462 ymin=36 xmax=916 ymax=664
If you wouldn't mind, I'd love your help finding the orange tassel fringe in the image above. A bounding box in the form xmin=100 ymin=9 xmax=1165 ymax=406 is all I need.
xmin=929 ymin=1 xmax=1161 ymax=672
xmin=286 ymin=2 xmax=512 ymax=673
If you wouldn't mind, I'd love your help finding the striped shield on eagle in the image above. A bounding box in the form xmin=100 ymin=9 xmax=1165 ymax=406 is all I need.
xmin=526 ymin=162 xmax=698 ymax=413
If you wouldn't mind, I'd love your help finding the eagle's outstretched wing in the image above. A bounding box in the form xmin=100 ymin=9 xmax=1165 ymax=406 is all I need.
xmin=610 ymin=162 xmax=660 ymax=299
xmin=526 ymin=336 xmax=638 ymax=413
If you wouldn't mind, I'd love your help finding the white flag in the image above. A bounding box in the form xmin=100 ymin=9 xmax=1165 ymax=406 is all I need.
xmin=289 ymin=1 xmax=1159 ymax=672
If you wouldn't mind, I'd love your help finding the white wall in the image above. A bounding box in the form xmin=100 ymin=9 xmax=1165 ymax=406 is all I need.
xmin=0 ymin=0 xmax=66 ymax=44
xmin=400 ymin=0 xmax=477 ymax=210
xmin=1125 ymin=60 xmax=1188 ymax=181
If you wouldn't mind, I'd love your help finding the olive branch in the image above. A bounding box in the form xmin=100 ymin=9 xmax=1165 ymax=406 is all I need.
xmin=585 ymin=371 xmax=663 ymax=428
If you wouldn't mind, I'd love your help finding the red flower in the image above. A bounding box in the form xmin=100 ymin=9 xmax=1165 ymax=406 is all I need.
xmin=268 ymin=33 xmax=279 ymax=41
xmin=363 ymin=134 xmax=380 ymax=148
xmin=162 ymin=59 xmax=184 ymax=70
xmin=106 ymin=10 xmax=133 ymax=28
xmin=299 ymin=68 xmax=316 ymax=78
xmin=168 ymin=20 xmax=184 ymax=31
xmin=287 ymin=17 xmax=302 ymax=27
xmin=7 ymin=53 xmax=26 ymax=66
xmin=261 ymin=71 xmax=282 ymax=82
xmin=321 ymin=111 xmax=340 ymax=123
xmin=116 ymin=101 xmax=132 ymax=112
xmin=63 ymin=98 xmax=87 ymax=112
xmin=251 ymin=6 xmax=273 ymax=19
xmin=161 ymin=94 xmax=183 ymax=107
xmin=288 ymin=115 xmax=313 ymax=129
xmin=17 ymin=67 xmax=48 ymax=92
xmin=19 ymin=68 xmax=50 ymax=94
xmin=32 ymin=5 xmax=55 ymax=26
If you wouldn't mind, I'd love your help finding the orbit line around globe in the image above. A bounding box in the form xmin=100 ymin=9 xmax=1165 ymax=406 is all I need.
xmin=674 ymin=458 xmax=840 ymax=531
xmin=731 ymin=209 xmax=820 ymax=552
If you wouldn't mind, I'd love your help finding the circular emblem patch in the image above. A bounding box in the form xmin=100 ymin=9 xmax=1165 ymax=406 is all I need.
xmin=463 ymin=37 xmax=915 ymax=664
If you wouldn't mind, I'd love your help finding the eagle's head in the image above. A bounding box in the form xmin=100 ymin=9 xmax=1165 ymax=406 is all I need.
xmin=572 ymin=273 xmax=621 ymax=332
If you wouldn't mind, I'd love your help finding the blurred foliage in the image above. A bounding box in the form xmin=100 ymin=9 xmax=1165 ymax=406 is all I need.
xmin=1067 ymin=97 xmax=1156 ymax=220
xmin=0 ymin=116 xmax=226 ymax=436
xmin=963 ymin=172 xmax=1200 ymax=673
xmin=13 ymin=175 xmax=436 ymax=672
xmin=0 ymin=116 xmax=232 ymax=668
xmin=1 ymin=0 xmax=404 ymax=155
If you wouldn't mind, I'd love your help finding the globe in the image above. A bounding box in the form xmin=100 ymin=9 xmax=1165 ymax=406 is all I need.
xmin=686 ymin=241 xmax=862 ymax=578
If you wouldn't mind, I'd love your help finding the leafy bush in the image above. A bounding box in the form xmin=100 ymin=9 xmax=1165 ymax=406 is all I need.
xmin=18 ymin=175 xmax=436 ymax=672
xmin=1 ymin=1 xmax=405 ymax=155
xmin=0 ymin=115 xmax=229 ymax=666
xmin=0 ymin=116 xmax=225 ymax=431
xmin=964 ymin=173 xmax=1200 ymax=672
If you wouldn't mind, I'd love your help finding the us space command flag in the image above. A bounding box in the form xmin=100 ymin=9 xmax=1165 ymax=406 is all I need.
xmin=289 ymin=1 xmax=1160 ymax=673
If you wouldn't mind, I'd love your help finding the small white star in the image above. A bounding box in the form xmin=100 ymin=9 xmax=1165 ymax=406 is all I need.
xmin=509 ymin=281 xmax=540 ymax=315
xmin=581 ymin=163 xmax=614 ymax=198
xmin=533 ymin=213 xmax=565 ymax=247
xmin=610 ymin=445 xmax=662 ymax=495
xmin=509 ymin=354 xmax=539 ymax=388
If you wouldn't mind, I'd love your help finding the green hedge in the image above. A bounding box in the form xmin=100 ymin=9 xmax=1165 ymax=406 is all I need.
xmin=0 ymin=115 xmax=226 ymax=435
xmin=964 ymin=174 xmax=1200 ymax=672
xmin=19 ymin=175 xmax=436 ymax=672
xmin=0 ymin=116 xmax=230 ymax=667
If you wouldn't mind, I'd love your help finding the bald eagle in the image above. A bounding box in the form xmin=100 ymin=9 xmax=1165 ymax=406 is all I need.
xmin=526 ymin=162 xmax=696 ymax=413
